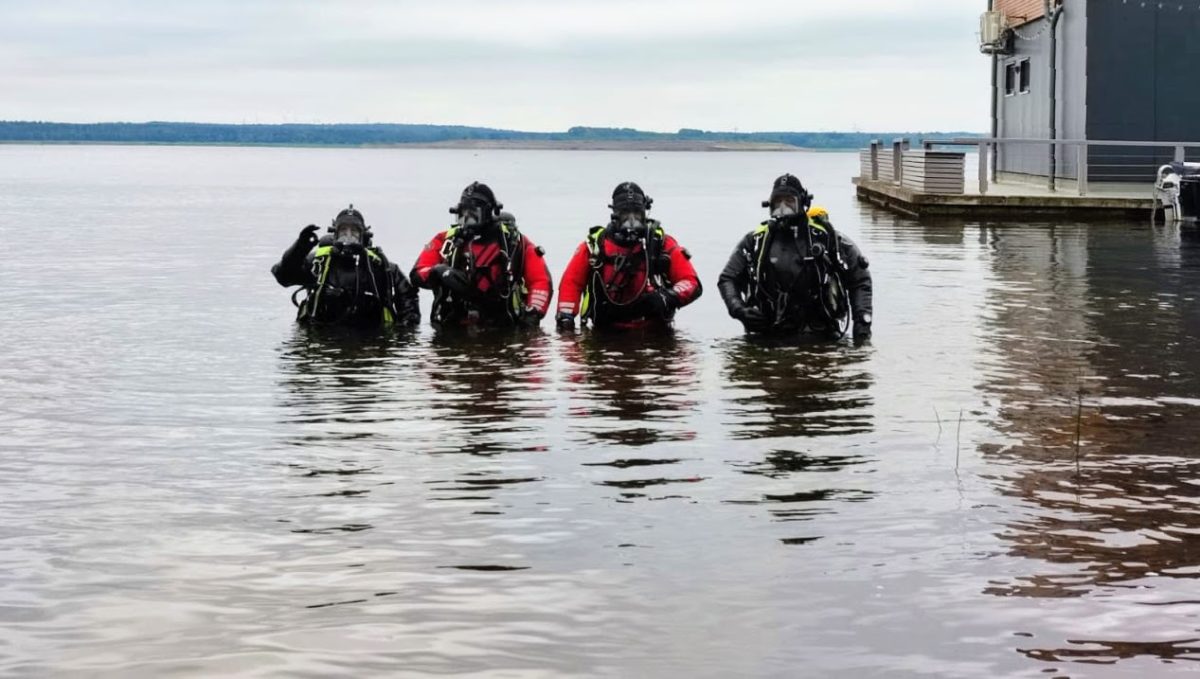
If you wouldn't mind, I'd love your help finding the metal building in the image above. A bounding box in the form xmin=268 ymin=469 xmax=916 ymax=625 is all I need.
xmin=983 ymin=0 xmax=1200 ymax=182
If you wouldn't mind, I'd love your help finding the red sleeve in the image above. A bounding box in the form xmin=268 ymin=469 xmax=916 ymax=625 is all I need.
xmin=520 ymin=236 xmax=553 ymax=316
xmin=663 ymin=236 xmax=702 ymax=306
xmin=410 ymin=232 xmax=448 ymax=288
xmin=556 ymin=242 xmax=592 ymax=316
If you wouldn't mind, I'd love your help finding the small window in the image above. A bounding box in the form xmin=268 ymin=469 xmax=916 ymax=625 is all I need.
xmin=1019 ymin=59 xmax=1031 ymax=94
xmin=1004 ymin=62 xmax=1016 ymax=96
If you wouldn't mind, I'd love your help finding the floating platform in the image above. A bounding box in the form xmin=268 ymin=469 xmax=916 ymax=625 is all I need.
xmin=853 ymin=176 xmax=1156 ymax=220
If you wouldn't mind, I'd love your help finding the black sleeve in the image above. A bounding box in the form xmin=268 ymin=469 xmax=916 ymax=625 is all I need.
xmin=717 ymin=233 xmax=756 ymax=317
xmin=837 ymin=234 xmax=873 ymax=322
xmin=272 ymin=244 xmax=317 ymax=288
xmin=390 ymin=263 xmax=422 ymax=326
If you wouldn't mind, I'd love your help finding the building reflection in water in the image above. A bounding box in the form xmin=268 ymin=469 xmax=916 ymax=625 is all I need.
xmin=973 ymin=223 xmax=1200 ymax=620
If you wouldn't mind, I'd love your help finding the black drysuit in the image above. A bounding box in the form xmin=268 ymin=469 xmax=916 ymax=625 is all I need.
xmin=272 ymin=235 xmax=420 ymax=328
xmin=717 ymin=217 xmax=872 ymax=338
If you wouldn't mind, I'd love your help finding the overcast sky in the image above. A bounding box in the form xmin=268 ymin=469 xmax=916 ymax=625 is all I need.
xmin=0 ymin=0 xmax=990 ymax=132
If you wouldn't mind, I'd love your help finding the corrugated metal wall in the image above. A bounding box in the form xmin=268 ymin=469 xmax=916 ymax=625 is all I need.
xmin=996 ymin=0 xmax=1047 ymax=27
xmin=1087 ymin=0 xmax=1200 ymax=180
xmin=991 ymin=0 xmax=1200 ymax=182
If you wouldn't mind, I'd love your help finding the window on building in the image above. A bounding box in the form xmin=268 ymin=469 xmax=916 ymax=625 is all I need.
xmin=1004 ymin=62 xmax=1016 ymax=96
xmin=1019 ymin=59 xmax=1031 ymax=94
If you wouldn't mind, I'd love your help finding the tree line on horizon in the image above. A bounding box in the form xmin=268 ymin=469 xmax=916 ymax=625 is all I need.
xmin=0 ymin=121 xmax=979 ymax=148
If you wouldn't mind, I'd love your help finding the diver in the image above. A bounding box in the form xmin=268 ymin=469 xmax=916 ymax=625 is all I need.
xmin=555 ymin=182 xmax=702 ymax=330
xmin=410 ymin=182 xmax=553 ymax=328
xmin=718 ymin=174 xmax=873 ymax=342
xmin=272 ymin=205 xmax=420 ymax=328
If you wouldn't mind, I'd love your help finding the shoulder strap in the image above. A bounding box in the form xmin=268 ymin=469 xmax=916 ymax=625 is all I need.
xmin=649 ymin=220 xmax=665 ymax=242
xmin=586 ymin=226 xmax=607 ymax=266
xmin=306 ymin=246 xmax=335 ymax=320
xmin=749 ymin=226 xmax=773 ymax=296
xmin=501 ymin=225 xmax=525 ymax=313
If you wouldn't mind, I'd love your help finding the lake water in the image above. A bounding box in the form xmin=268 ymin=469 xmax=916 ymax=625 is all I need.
xmin=3 ymin=145 xmax=1200 ymax=678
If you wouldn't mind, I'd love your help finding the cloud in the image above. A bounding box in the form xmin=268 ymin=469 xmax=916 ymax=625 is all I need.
xmin=0 ymin=0 xmax=991 ymax=131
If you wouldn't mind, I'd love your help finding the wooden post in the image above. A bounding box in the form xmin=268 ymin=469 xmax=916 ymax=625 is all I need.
xmin=1077 ymin=144 xmax=1088 ymax=196
xmin=893 ymin=140 xmax=903 ymax=186
xmin=978 ymin=142 xmax=989 ymax=195
xmin=1176 ymin=145 xmax=1187 ymax=163
xmin=870 ymin=140 xmax=880 ymax=181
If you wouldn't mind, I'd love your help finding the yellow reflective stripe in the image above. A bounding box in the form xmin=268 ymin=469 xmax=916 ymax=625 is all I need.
xmin=382 ymin=307 xmax=394 ymax=326
xmin=314 ymin=245 xmax=382 ymax=261
xmin=809 ymin=218 xmax=827 ymax=234
xmin=754 ymin=231 xmax=768 ymax=283
xmin=310 ymin=250 xmax=333 ymax=315
xmin=586 ymin=226 xmax=605 ymax=256
xmin=580 ymin=289 xmax=591 ymax=317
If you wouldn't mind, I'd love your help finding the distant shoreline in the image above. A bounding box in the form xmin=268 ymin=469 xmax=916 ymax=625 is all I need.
xmin=0 ymin=139 xmax=817 ymax=152
xmin=0 ymin=122 xmax=981 ymax=151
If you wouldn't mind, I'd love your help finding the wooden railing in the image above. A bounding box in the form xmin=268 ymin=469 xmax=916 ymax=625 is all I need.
xmin=859 ymin=138 xmax=1200 ymax=196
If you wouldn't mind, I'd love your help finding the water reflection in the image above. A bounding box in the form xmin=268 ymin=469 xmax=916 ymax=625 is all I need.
xmin=274 ymin=326 xmax=556 ymax=528
xmin=276 ymin=326 xmax=413 ymax=442
xmin=732 ymin=448 xmax=868 ymax=479
xmin=425 ymin=471 xmax=543 ymax=504
xmin=561 ymin=329 xmax=700 ymax=447
xmin=274 ymin=327 xmax=420 ymax=535
xmin=975 ymin=224 xmax=1200 ymax=611
xmin=718 ymin=337 xmax=875 ymax=543
xmin=720 ymin=337 xmax=873 ymax=441
xmin=422 ymin=328 xmax=554 ymax=457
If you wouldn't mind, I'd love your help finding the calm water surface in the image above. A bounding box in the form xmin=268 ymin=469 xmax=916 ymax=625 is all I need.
xmin=3 ymin=146 xmax=1200 ymax=677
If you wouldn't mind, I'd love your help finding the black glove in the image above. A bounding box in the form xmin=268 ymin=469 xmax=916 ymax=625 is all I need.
xmin=402 ymin=312 xmax=421 ymax=327
xmin=555 ymin=311 xmax=576 ymax=331
xmin=638 ymin=289 xmax=678 ymax=320
xmin=518 ymin=308 xmax=543 ymax=329
xmin=734 ymin=304 xmax=770 ymax=331
xmin=853 ymin=318 xmax=872 ymax=344
xmin=732 ymin=304 xmax=763 ymax=323
xmin=735 ymin=305 xmax=770 ymax=332
xmin=281 ymin=224 xmax=321 ymax=266
xmin=431 ymin=264 xmax=471 ymax=294
xmin=298 ymin=223 xmax=320 ymax=247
